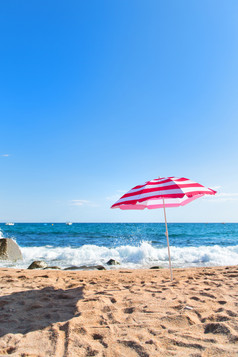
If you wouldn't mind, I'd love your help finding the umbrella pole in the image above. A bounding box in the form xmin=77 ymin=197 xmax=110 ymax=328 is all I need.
xmin=162 ymin=198 xmax=173 ymax=281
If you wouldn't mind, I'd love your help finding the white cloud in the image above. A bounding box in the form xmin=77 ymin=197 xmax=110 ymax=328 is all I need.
xmin=1 ymin=154 xmax=10 ymax=157
xmin=217 ymin=193 xmax=238 ymax=198
xmin=69 ymin=200 xmax=99 ymax=207
xmin=216 ymin=193 xmax=238 ymax=201
xmin=106 ymin=190 xmax=126 ymax=202
xmin=204 ymin=192 xmax=238 ymax=202
xmin=210 ymin=185 xmax=222 ymax=191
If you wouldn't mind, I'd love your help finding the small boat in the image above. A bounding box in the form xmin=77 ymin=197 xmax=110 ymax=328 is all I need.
xmin=66 ymin=222 xmax=73 ymax=226
xmin=5 ymin=222 xmax=14 ymax=226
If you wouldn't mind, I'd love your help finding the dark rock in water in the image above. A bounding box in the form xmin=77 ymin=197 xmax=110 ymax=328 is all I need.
xmin=0 ymin=238 xmax=23 ymax=261
xmin=28 ymin=261 xmax=48 ymax=269
xmin=96 ymin=265 xmax=106 ymax=270
xmin=64 ymin=266 xmax=80 ymax=270
xmin=106 ymin=259 xmax=120 ymax=266
xmin=64 ymin=265 xmax=106 ymax=271
xmin=44 ymin=266 xmax=61 ymax=270
xmin=150 ymin=266 xmax=163 ymax=270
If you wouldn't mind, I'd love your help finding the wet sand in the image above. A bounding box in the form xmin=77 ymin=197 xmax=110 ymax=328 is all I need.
xmin=0 ymin=265 xmax=237 ymax=356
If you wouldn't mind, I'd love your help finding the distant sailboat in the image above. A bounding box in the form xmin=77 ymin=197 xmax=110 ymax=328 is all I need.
xmin=66 ymin=222 xmax=73 ymax=226
xmin=5 ymin=222 xmax=14 ymax=226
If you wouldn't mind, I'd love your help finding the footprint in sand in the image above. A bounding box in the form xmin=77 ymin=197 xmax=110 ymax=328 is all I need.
xmin=215 ymin=308 xmax=224 ymax=313
xmin=118 ymin=340 xmax=149 ymax=357
xmin=92 ymin=333 xmax=108 ymax=348
xmin=145 ymin=339 xmax=154 ymax=345
xmin=124 ymin=307 xmax=135 ymax=314
xmin=199 ymin=292 xmax=216 ymax=299
xmin=226 ymin=310 xmax=238 ymax=317
xmin=215 ymin=315 xmax=230 ymax=322
xmin=102 ymin=305 xmax=112 ymax=313
xmin=225 ymin=273 xmax=238 ymax=278
xmin=190 ymin=296 xmax=201 ymax=301
xmin=89 ymin=281 xmax=97 ymax=285
xmin=78 ymin=327 xmax=87 ymax=335
xmin=204 ymin=323 xmax=231 ymax=335
xmin=0 ymin=347 xmax=16 ymax=354
xmin=217 ymin=300 xmax=227 ymax=305
xmin=85 ymin=345 xmax=99 ymax=356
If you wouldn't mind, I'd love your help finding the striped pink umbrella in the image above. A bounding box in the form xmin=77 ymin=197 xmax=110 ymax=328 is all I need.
xmin=111 ymin=177 xmax=216 ymax=280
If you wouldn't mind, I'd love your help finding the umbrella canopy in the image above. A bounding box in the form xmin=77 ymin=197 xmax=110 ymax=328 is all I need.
xmin=111 ymin=177 xmax=216 ymax=210
xmin=111 ymin=176 xmax=216 ymax=280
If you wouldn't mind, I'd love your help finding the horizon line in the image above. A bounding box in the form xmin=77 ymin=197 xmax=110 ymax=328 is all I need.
xmin=0 ymin=221 xmax=236 ymax=224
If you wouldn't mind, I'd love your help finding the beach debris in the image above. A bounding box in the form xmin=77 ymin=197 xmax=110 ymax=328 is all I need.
xmin=150 ymin=266 xmax=163 ymax=269
xmin=28 ymin=260 xmax=48 ymax=269
xmin=106 ymin=259 xmax=120 ymax=265
xmin=184 ymin=306 xmax=193 ymax=310
xmin=64 ymin=265 xmax=106 ymax=271
xmin=0 ymin=238 xmax=23 ymax=261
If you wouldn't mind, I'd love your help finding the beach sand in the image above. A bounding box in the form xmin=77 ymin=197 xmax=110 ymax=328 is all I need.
xmin=0 ymin=266 xmax=237 ymax=357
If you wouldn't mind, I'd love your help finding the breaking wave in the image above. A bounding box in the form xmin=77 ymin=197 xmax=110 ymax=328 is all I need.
xmin=0 ymin=242 xmax=237 ymax=269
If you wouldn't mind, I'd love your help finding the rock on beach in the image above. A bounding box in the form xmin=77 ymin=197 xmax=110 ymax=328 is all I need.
xmin=28 ymin=261 xmax=48 ymax=269
xmin=106 ymin=259 xmax=120 ymax=265
xmin=0 ymin=238 xmax=23 ymax=261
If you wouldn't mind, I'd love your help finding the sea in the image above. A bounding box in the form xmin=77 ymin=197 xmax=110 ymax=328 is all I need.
xmin=0 ymin=223 xmax=238 ymax=270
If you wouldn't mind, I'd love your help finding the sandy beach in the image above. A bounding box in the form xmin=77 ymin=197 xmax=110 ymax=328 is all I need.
xmin=0 ymin=266 xmax=237 ymax=357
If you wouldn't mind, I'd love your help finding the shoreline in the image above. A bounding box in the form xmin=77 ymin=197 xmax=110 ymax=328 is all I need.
xmin=1 ymin=262 xmax=238 ymax=272
xmin=0 ymin=265 xmax=237 ymax=356
xmin=0 ymin=263 xmax=238 ymax=270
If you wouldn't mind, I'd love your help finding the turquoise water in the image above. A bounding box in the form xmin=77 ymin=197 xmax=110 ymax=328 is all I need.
xmin=0 ymin=223 xmax=237 ymax=269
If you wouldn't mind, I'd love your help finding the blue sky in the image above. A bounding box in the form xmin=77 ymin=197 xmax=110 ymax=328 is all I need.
xmin=0 ymin=0 xmax=238 ymax=222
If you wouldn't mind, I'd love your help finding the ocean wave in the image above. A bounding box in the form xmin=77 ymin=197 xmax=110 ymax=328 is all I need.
xmin=0 ymin=242 xmax=238 ymax=269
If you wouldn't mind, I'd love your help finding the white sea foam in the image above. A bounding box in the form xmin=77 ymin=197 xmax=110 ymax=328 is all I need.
xmin=0 ymin=242 xmax=237 ymax=269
